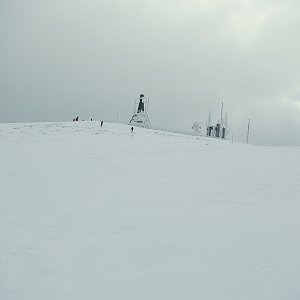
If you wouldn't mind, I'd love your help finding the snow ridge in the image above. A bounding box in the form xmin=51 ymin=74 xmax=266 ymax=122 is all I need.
xmin=1 ymin=122 xmax=299 ymax=300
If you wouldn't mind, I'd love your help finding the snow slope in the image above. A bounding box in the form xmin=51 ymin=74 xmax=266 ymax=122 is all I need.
xmin=0 ymin=121 xmax=300 ymax=300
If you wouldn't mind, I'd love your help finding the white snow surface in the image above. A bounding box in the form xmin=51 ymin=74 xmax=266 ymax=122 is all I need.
xmin=0 ymin=121 xmax=300 ymax=300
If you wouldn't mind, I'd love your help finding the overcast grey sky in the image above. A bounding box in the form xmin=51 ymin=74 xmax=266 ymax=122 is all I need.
xmin=1 ymin=0 xmax=300 ymax=145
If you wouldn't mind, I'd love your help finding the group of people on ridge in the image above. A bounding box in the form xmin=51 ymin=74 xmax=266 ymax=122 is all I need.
xmin=72 ymin=117 xmax=134 ymax=132
xmin=72 ymin=117 xmax=104 ymax=127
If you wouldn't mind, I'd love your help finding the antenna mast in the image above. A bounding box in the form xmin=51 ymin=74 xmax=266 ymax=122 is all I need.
xmin=220 ymin=102 xmax=224 ymax=127
xmin=225 ymin=112 xmax=228 ymax=129
xmin=207 ymin=110 xmax=211 ymax=127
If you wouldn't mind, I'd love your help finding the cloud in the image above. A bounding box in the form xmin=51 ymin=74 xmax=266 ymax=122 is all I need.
xmin=1 ymin=0 xmax=300 ymax=145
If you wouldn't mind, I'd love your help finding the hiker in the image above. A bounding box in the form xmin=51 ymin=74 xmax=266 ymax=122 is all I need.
xmin=131 ymin=126 xmax=134 ymax=133
xmin=101 ymin=121 xmax=104 ymax=127
xmin=75 ymin=116 xmax=79 ymax=122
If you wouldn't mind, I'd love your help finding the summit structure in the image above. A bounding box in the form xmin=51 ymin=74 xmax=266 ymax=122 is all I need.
xmin=129 ymin=94 xmax=151 ymax=128
xmin=206 ymin=103 xmax=230 ymax=139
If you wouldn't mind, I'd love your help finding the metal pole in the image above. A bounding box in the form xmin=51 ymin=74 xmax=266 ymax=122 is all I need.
xmin=246 ymin=118 xmax=251 ymax=144
xmin=147 ymin=97 xmax=150 ymax=113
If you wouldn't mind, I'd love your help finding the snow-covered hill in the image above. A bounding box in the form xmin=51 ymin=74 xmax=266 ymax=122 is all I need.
xmin=1 ymin=121 xmax=299 ymax=300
